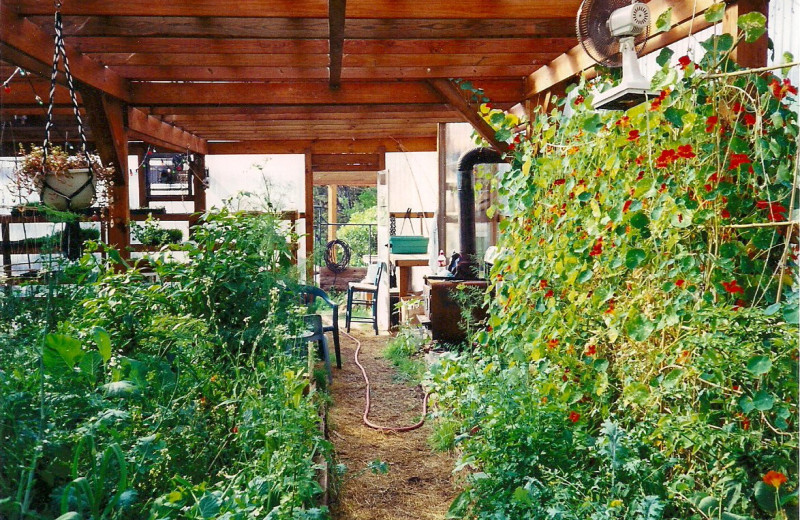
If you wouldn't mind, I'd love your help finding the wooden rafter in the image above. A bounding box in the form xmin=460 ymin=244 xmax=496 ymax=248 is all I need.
xmin=428 ymin=79 xmax=509 ymax=154
xmin=207 ymin=137 xmax=436 ymax=155
xmin=127 ymin=108 xmax=208 ymax=155
xmin=313 ymin=171 xmax=376 ymax=187
xmin=329 ymin=0 xmax=347 ymax=88
xmin=0 ymin=4 xmax=130 ymax=100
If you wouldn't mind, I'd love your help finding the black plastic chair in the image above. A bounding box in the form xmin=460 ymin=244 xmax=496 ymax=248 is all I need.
xmin=297 ymin=285 xmax=342 ymax=369
xmin=288 ymin=314 xmax=332 ymax=384
xmin=346 ymin=262 xmax=385 ymax=335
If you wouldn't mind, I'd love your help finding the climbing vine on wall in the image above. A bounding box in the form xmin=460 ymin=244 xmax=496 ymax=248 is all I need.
xmin=431 ymin=23 xmax=799 ymax=520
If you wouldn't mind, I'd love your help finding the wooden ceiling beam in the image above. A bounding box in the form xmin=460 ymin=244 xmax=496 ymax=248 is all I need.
xmin=34 ymin=16 xmax=572 ymax=39
xmin=112 ymin=65 xmax=541 ymax=82
xmin=329 ymin=0 xmax=346 ymax=88
xmin=12 ymin=0 xmax=581 ymax=19
xmin=428 ymin=79 xmax=508 ymax=154
xmin=162 ymin=111 xmax=461 ymax=122
xmin=127 ymin=108 xmax=208 ymax=155
xmin=312 ymin=153 xmax=384 ymax=172
xmin=0 ymin=5 xmax=130 ymax=100
xmin=130 ymin=80 xmax=523 ymax=106
xmin=313 ymin=172 xmax=376 ymax=187
xmin=69 ymin=37 xmax=573 ymax=56
xmin=206 ymin=137 xmax=436 ymax=155
xmin=525 ymin=0 xmax=717 ymax=98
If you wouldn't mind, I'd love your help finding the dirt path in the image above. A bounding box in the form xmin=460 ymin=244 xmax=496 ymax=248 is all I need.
xmin=328 ymin=328 xmax=456 ymax=520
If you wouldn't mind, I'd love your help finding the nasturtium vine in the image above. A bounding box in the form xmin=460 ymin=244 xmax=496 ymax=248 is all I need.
xmin=431 ymin=20 xmax=798 ymax=520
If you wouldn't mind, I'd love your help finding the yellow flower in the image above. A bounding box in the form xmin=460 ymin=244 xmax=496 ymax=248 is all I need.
xmin=610 ymin=500 xmax=623 ymax=508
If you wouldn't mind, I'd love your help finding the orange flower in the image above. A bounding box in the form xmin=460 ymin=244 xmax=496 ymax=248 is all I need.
xmin=547 ymin=338 xmax=559 ymax=349
xmin=763 ymin=471 xmax=788 ymax=489
xmin=568 ymin=411 xmax=580 ymax=423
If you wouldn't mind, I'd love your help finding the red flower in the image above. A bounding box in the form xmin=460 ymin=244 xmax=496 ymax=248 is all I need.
xmin=574 ymin=95 xmax=585 ymax=106
xmin=677 ymin=144 xmax=695 ymax=159
xmin=627 ymin=129 xmax=640 ymax=141
xmin=589 ymin=237 xmax=603 ymax=257
xmin=584 ymin=345 xmax=597 ymax=356
xmin=743 ymin=113 xmax=756 ymax=126
xmin=650 ymin=97 xmax=663 ymax=110
xmin=678 ymin=55 xmax=692 ymax=70
xmin=547 ymin=338 xmax=559 ymax=349
xmin=763 ymin=471 xmax=788 ymax=489
xmin=770 ymin=78 xmax=799 ymax=100
xmin=655 ymin=148 xmax=678 ymax=168
xmin=568 ymin=411 xmax=581 ymax=423
xmin=675 ymin=279 xmax=685 ymax=288
xmin=721 ymin=209 xmax=731 ymax=219
xmin=636 ymin=170 xmax=645 ymax=180
xmin=732 ymin=102 xmax=745 ymax=113
xmin=616 ymin=116 xmax=630 ymax=127
xmin=540 ymin=279 xmax=548 ymax=289
xmin=544 ymin=289 xmax=554 ymax=298
xmin=733 ymin=299 xmax=747 ymax=311
xmin=705 ymin=115 xmax=718 ymax=133
xmin=553 ymin=178 xmax=566 ymax=186
xmin=231 ymin=426 xmax=239 ymax=434
xmin=756 ymin=200 xmax=788 ymax=222
xmin=728 ymin=154 xmax=751 ymax=170
xmin=721 ymin=280 xmax=744 ymax=294
xmin=605 ymin=299 xmax=615 ymax=314
xmin=623 ymin=200 xmax=633 ymax=213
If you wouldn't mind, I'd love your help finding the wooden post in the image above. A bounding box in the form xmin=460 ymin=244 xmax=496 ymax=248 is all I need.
xmin=304 ymin=150 xmax=314 ymax=282
xmin=1 ymin=221 xmax=11 ymax=278
xmin=190 ymin=154 xmax=207 ymax=235
xmin=80 ymin=86 xmax=131 ymax=260
xmin=437 ymin=123 xmax=447 ymax=253
xmin=136 ymin=149 xmax=147 ymax=209
xmin=327 ymin=184 xmax=337 ymax=242
xmin=724 ymin=0 xmax=769 ymax=68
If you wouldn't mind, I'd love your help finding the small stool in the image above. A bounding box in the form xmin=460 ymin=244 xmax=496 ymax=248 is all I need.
xmin=288 ymin=314 xmax=332 ymax=384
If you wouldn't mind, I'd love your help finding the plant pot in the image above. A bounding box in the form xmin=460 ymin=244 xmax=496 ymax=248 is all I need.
xmin=40 ymin=168 xmax=96 ymax=211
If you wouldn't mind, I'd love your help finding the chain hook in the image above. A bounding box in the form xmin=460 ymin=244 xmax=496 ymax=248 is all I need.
xmin=54 ymin=0 xmax=62 ymax=11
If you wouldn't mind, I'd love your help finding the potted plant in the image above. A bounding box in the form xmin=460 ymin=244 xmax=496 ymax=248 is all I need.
xmin=14 ymin=145 xmax=114 ymax=211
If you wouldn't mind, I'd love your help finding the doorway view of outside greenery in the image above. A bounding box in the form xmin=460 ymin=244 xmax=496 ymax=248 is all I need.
xmin=313 ymin=186 xmax=377 ymax=267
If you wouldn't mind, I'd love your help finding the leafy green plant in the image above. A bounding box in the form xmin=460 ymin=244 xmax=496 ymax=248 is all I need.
xmin=430 ymin=15 xmax=798 ymax=520
xmin=130 ymin=215 xmax=183 ymax=246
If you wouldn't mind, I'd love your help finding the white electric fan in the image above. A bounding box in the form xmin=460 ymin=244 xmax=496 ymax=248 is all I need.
xmin=577 ymin=0 xmax=657 ymax=110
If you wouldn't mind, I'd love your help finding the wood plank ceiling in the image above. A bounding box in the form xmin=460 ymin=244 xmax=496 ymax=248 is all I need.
xmin=0 ymin=0 xmax=580 ymax=153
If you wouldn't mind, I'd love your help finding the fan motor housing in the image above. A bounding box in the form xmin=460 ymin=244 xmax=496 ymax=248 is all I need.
xmin=607 ymin=2 xmax=650 ymax=37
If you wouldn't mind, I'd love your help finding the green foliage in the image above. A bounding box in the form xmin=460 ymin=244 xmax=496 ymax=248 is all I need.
xmin=337 ymin=206 xmax=378 ymax=266
xmin=383 ymin=325 xmax=426 ymax=383
xmin=0 ymin=210 xmax=330 ymax=519
xmin=130 ymin=215 xmax=183 ymax=246
xmin=430 ymin=23 xmax=798 ymax=520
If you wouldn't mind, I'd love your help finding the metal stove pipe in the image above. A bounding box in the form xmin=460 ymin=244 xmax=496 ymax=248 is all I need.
xmin=455 ymin=147 xmax=504 ymax=279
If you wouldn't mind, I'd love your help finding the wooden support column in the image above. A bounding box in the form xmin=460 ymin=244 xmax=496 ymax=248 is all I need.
xmin=437 ymin=123 xmax=447 ymax=253
xmin=304 ymin=150 xmax=315 ymax=282
xmin=327 ymin=184 xmax=338 ymax=242
xmin=136 ymin=149 xmax=147 ymax=209
xmin=80 ymin=86 xmax=130 ymax=259
xmin=724 ymin=0 xmax=769 ymax=68
xmin=189 ymin=154 xmax=207 ymax=236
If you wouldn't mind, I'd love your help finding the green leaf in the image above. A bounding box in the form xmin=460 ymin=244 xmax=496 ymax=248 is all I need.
xmin=752 ymin=390 xmax=774 ymax=411
xmin=625 ymin=382 xmax=651 ymax=405
xmin=446 ymin=490 xmax=472 ymax=519
xmin=629 ymin=211 xmax=650 ymax=230
xmin=197 ymin=493 xmax=221 ymax=519
xmin=636 ymin=495 xmax=665 ymax=520
xmin=93 ymin=327 xmax=112 ymax=363
xmin=754 ymin=481 xmax=777 ymax=513
xmin=698 ymin=496 xmax=720 ymax=515
xmin=662 ymin=369 xmax=683 ymax=389
xmin=656 ymin=48 xmax=674 ymax=67
xmin=746 ymin=355 xmax=772 ymax=376
xmin=513 ymin=486 xmax=532 ymax=505
xmin=625 ymin=314 xmax=655 ymax=342
xmin=495 ymin=128 xmax=512 ymax=142
xmin=489 ymin=112 xmax=505 ymax=125
xmin=577 ymin=269 xmax=594 ymax=283
xmin=704 ymin=2 xmax=725 ymax=23
xmin=664 ymin=107 xmax=686 ymax=128
xmin=583 ymin=114 xmax=604 ymax=133
xmin=738 ymin=12 xmax=767 ymax=43
xmin=738 ymin=395 xmax=755 ymax=413
xmin=55 ymin=514 xmax=82 ymax=520
xmin=625 ymin=248 xmax=647 ymax=269
xmin=782 ymin=52 xmax=795 ymax=75
xmin=101 ymin=381 xmax=138 ymax=397
xmin=78 ymin=351 xmax=103 ymax=379
xmin=783 ymin=303 xmax=799 ymax=324
xmin=655 ymin=8 xmax=672 ymax=33
xmin=44 ymin=334 xmax=84 ymax=371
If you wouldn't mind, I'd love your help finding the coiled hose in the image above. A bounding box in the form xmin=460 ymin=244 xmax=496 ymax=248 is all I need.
xmin=342 ymin=330 xmax=430 ymax=433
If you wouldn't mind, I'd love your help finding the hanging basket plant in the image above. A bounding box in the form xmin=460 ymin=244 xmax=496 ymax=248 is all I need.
xmin=14 ymin=145 xmax=114 ymax=211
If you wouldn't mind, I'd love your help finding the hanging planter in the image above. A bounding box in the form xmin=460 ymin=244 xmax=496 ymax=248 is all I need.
xmin=14 ymin=145 xmax=114 ymax=212
xmin=12 ymin=6 xmax=114 ymax=213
